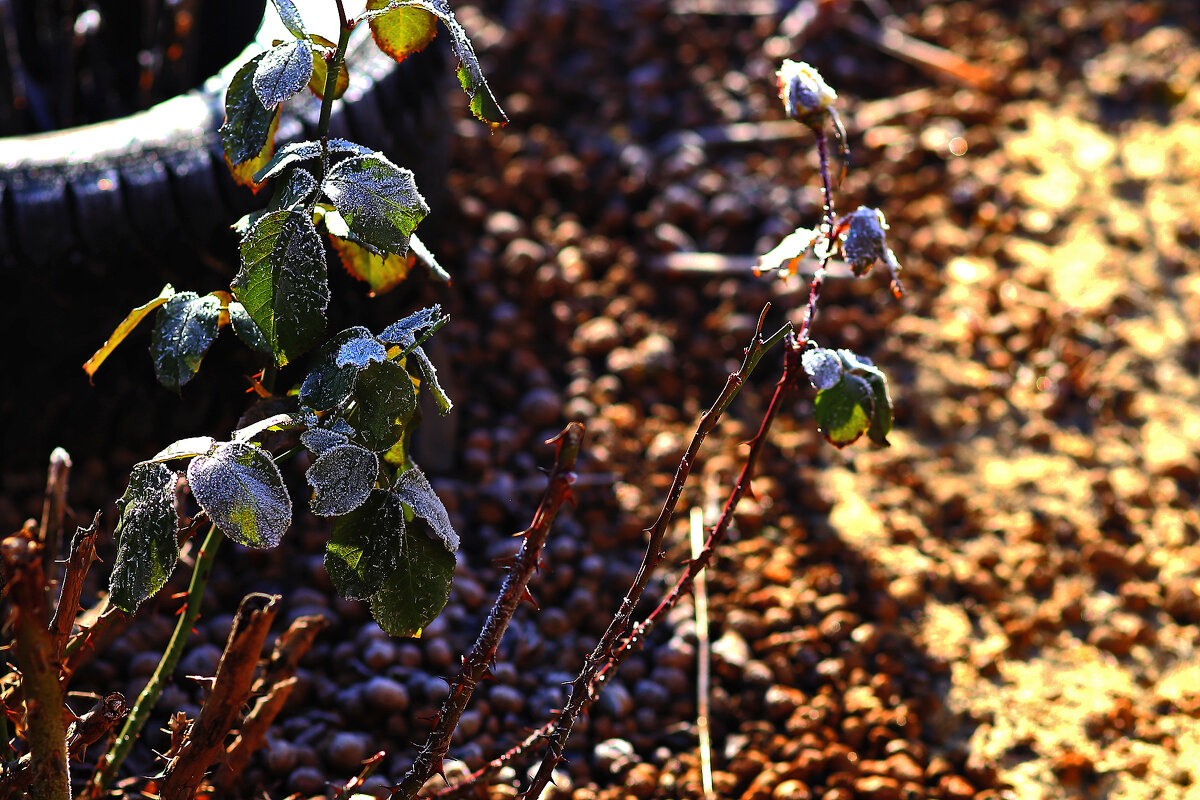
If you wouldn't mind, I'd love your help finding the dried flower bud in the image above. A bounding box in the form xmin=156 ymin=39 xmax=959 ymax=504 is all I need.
xmin=842 ymin=207 xmax=889 ymax=276
xmin=776 ymin=60 xmax=837 ymax=123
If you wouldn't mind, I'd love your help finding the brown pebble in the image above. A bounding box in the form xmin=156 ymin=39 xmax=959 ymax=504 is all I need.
xmin=938 ymin=774 xmax=976 ymax=800
xmin=625 ymin=763 xmax=659 ymax=799
xmin=772 ymin=779 xmax=812 ymax=800
xmin=855 ymin=775 xmax=901 ymax=800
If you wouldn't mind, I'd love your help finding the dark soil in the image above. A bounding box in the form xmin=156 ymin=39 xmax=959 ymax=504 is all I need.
xmin=3 ymin=1 xmax=1200 ymax=799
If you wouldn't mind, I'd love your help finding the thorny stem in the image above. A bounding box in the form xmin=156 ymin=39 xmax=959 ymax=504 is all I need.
xmin=316 ymin=8 xmax=353 ymax=182
xmin=520 ymin=312 xmax=790 ymax=800
xmin=396 ymin=423 xmax=586 ymax=799
xmin=2 ymin=530 xmax=71 ymax=800
xmin=85 ymin=524 xmax=224 ymax=797
xmin=796 ymin=127 xmax=839 ymax=346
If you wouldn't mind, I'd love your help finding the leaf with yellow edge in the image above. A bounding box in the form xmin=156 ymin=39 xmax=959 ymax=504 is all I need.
xmin=221 ymin=52 xmax=284 ymax=191
xmin=330 ymin=233 xmax=413 ymax=297
xmin=365 ymin=0 xmax=438 ymax=63
xmin=308 ymin=34 xmax=350 ymax=100
xmin=83 ymin=284 xmax=175 ymax=381
xmin=225 ymin=108 xmax=281 ymax=191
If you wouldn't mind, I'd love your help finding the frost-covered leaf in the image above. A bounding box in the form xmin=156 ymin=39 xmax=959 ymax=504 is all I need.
xmin=149 ymin=292 xmax=221 ymax=391
xmin=228 ymin=301 xmax=272 ymax=354
xmin=841 ymin=207 xmax=889 ymax=276
xmin=254 ymin=139 xmax=370 ymax=184
xmin=301 ymin=427 xmax=349 ymax=454
xmin=254 ymin=39 xmax=314 ymax=108
xmin=410 ymin=346 xmax=452 ymax=414
xmin=393 ymin=466 xmax=457 ymax=552
xmin=336 ymin=334 xmax=389 ymax=368
xmin=350 ymin=359 xmax=418 ymax=452
xmin=365 ymin=0 xmax=507 ymax=127
xmin=307 ymin=33 xmax=350 ymax=100
xmin=271 ymin=0 xmax=307 ymax=38
xmin=409 ymin=233 xmax=451 ymax=283
xmin=327 ymin=489 xmax=405 ymax=599
xmin=378 ymin=305 xmax=443 ymax=348
xmin=274 ymin=168 xmax=319 ymax=210
xmin=83 ymin=284 xmax=175 ymax=380
xmin=232 ymin=211 xmax=265 ymax=237
xmin=149 ymin=437 xmax=216 ymax=463
xmin=221 ymin=53 xmax=282 ymax=187
xmin=329 ymin=232 xmax=413 ymax=297
xmin=232 ymin=413 xmax=303 ymax=443
xmin=232 ymin=209 xmax=330 ymax=366
xmin=307 ymin=444 xmax=379 ymax=516
xmin=110 ymin=462 xmax=180 ymax=613
xmin=369 ymin=528 xmax=455 ymax=637
xmin=813 ymin=372 xmax=874 ymax=448
xmin=323 ymin=154 xmax=428 ymax=254
xmin=801 ymin=347 xmax=843 ymax=391
xmin=187 ymin=441 xmax=292 ymax=548
xmin=299 ymin=326 xmax=376 ymax=410
xmin=757 ymin=227 xmax=820 ymax=277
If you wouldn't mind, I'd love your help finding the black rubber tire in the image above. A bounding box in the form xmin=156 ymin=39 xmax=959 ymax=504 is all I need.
xmin=0 ymin=27 xmax=449 ymax=269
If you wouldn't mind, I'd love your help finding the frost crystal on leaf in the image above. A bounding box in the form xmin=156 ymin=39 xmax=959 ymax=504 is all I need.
xmin=301 ymin=428 xmax=349 ymax=455
xmin=306 ymin=444 xmax=379 ymax=517
xmin=109 ymin=462 xmax=180 ymax=612
xmin=336 ymin=335 xmax=389 ymax=369
xmin=777 ymin=60 xmax=836 ymax=121
xmin=842 ymin=207 xmax=889 ymax=276
xmin=394 ymin=466 xmax=458 ymax=552
xmin=253 ymin=38 xmax=314 ymax=108
xmin=187 ymin=441 xmax=292 ymax=548
xmin=323 ymin=154 xmax=429 ymax=255
xmin=802 ymin=348 xmax=844 ymax=391
xmin=379 ymin=305 xmax=443 ymax=348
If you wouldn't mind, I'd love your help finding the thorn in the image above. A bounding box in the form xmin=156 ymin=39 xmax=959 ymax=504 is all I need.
xmin=511 ymin=528 xmax=530 ymax=539
xmin=520 ymin=589 xmax=540 ymax=611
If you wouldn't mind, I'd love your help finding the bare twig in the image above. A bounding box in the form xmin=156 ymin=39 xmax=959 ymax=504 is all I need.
xmin=160 ymin=593 xmax=281 ymax=800
xmin=49 ymin=512 xmax=99 ymax=665
xmin=796 ymin=128 xmax=839 ymax=344
xmin=38 ymin=447 xmax=72 ymax=587
xmin=689 ymin=506 xmax=714 ymax=800
xmin=62 ymin=602 xmax=129 ymax=685
xmin=0 ymin=530 xmax=71 ymax=800
xmin=336 ymin=751 xmax=387 ymax=800
xmin=215 ymin=614 xmax=328 ymax=791
xmin=395 ymin=423 xmax=586 ymax=799
xmin=842 ymin=15 xmax=995 ymax=90
xmin=521 ymin=313 xmax=790 ymax=800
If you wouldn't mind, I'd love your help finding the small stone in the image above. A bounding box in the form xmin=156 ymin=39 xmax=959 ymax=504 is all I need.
xmin=573 ymin=316 xmax=622 ymax=356
xmin=178 ymin=644 xmax=222 ymax=679
xmin=362 ymin=676 xmax=409 ymax=713
xmin=855 ymin=775 xmax=901 ymax=800
xmin=325 ymin=731 xmax=371 ymax=772
xmin=490 ymin=684 xmax=526 ymax=715
xmin=712 ymin=630 xmax=751 ymax=670
xmin=625 ymin=762 xmax=659 ymax=799
xmin=594 ymin=738 xmax=636 ymax=773
xmin=597 ymin=680 xmax=634 ymax=718
xmin=773 ymin=779 xmax=813 ymax=800
xmin=363 ymin=639 xmax=396 ymax=670
xmin=519 ymin=387 xmax=562 ymax=428
xmin=287 ymin=766 xmax=326 ymax=795
xmin=938 ymin=775 xmax=976 ymax=800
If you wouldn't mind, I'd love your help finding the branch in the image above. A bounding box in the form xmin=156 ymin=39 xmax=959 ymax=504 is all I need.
xmin=38 ymin=447 xmax=71 ymax=587
xmin=395 ymin=422 xmax=586 ymax=799
xmin=0 ymin=529 xmax=71 ymax=800
xmin=159 ymin=593 xmax=281 ymax=800
xmin=49 ymin=512 xmax=99 ymax=665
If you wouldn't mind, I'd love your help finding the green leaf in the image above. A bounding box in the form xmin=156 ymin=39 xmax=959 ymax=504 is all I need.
xmin=150 ymin=292 xmax=222 ymax=391
xmin=410 ymin=345 xmax=452 ymax=414
xmin=187 ymin=441 xmax=292 ymax=548
xmin=378 ymin=305 xmax=444 ymax=348
xmin=323 ymin=154 xmax=429 ymax=254
xmin=813 ymin=373 xmax=874 ymax=448
xmin=273 ymin=168 xmax=319 ymax=210
xmin=327 ymin=489 xmax=406 ymax=599
xmin=110 ymin=462 xmax=180 ymax=613
xmin=350 ymin=359 xmax=418 ymax=452
xmin=232 ymin=413 xmax=304 ymax=443
xmin=393 ymin=466 xmax=457 ymax=551
xmin=272 ymin=0 xmax=307 ymax=39
xmin=83 ymin=284 xmax=175 ymax=381
xmin=369 ymin=527 xmax=455 ymax=637
xmin=307 ymin=33 xmax=350 ymax=100
xmin=149 ymin=436 xmax=217 ymax=463
xmin=838 ymin=350 xmax=893 ymax=446
xmin=228 ymin=301 xmax=272 ymax=355
xmin=232 ymin=209 xmax=330 ymax=366
xmin=336 ymin=334 xmax=389 ymax=369
xmin=328 ymin=233 xmax=413 ymax=297
xmin=307 ymin=444 xmax=379 ymax=516
xmin=254 ymin=139 xmax=370 ymax=184
xmin=365 ymin=0 xmax=507 ymax=127
xmin=254 ymin=39 xmax=314 ymax=108
xmin=299 ymin=326 xmax=376 ymax=410
xmin=221 ymin=53 xmax=282 ymax=186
